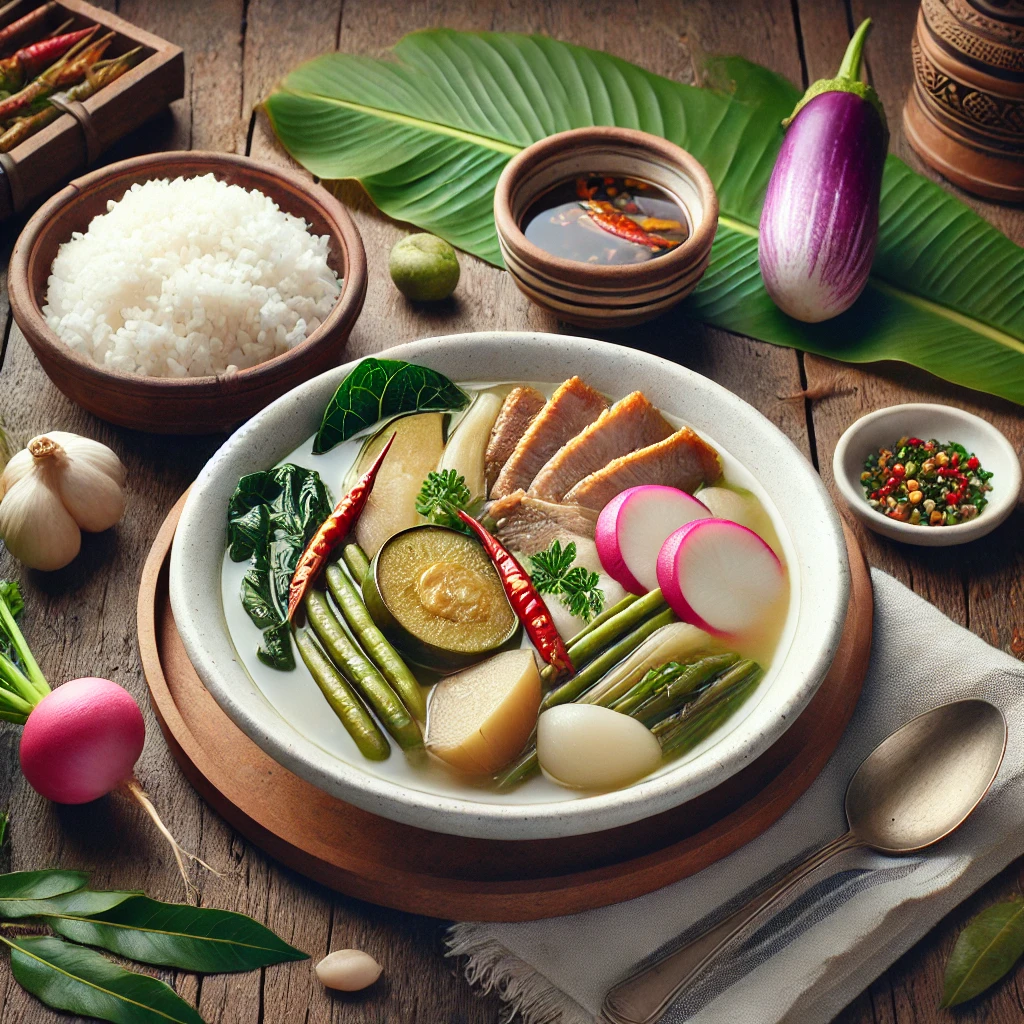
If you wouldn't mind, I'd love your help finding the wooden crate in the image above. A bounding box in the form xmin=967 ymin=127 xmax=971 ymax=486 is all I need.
xmin=0 ymin=0 xmax=183 ymax=220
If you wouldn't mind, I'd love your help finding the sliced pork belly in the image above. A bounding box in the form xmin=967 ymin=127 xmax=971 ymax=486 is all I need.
xmin=484 ymin=385 xmax=546 ymax=492
xmin=490 ymin=490 xmax=598 ymax=560
xmin=490 ymin=377 xmax=607 ymax=499
xmin=563 ymin=427 xmax=723 ymax=511
xmin=527 ymin=391 xmax=674 ymax=503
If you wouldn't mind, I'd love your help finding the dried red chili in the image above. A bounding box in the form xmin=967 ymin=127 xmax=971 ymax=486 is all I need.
xmin=287 ymin=433 xmax=395 ymax=621
xmin=454 ymin=509 xmax=574 ymax=676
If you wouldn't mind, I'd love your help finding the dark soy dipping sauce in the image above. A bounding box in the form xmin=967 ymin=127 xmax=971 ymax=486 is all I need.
xmin=522 ymin=174 xmax=690 ymax=266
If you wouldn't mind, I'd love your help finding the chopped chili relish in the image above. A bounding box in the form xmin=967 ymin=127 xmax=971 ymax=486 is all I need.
xmin=861 ymin=437 xmax=993 ymax=527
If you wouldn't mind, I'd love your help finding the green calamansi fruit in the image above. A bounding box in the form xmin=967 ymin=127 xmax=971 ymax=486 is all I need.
xmin=389 ymin=234 xmax=460 ymax=301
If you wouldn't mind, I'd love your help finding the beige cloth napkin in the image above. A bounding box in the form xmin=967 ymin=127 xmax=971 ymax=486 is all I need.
xmin=448 ymin=570 xmax=1024 ymax=1023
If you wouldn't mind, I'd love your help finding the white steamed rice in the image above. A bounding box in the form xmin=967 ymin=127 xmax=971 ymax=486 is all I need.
xmin=43 ymin=173 xmax=342 ymax=378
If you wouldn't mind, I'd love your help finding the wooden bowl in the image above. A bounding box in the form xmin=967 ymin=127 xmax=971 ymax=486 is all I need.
xmin=9 ymin=151 xmax=367 ymax=434
xmin=494 ymin=128 xmax=718 ymax=329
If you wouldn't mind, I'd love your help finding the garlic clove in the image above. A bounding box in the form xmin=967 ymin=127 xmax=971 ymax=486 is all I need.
xmin=315 ymin=948 xmax=383 ymax=991
xmin=0 ymin=471 xmax=81 ymax=571
xmin=56 ymin=456 xmax=127 ymax=533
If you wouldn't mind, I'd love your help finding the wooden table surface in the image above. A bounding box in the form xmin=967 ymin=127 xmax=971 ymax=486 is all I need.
xmin=1 ymin=1 xmax=1022 ymax=1021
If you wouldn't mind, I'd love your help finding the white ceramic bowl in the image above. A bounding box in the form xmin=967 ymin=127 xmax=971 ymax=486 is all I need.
xmin=833 ymin=403 xmax=1021 ymax=547
xmin=169 ymin=333 xmax=849 ymax=839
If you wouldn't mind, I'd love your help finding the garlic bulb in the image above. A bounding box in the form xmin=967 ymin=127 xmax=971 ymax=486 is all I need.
xmin=0 ymin=432 xmax=126 ymax=571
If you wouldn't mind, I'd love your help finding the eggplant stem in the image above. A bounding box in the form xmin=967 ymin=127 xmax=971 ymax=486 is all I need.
xmin=123 ymin=778 xmax=223 ymax=904
xmin=837 ymin=19 xmax=872 ymax=83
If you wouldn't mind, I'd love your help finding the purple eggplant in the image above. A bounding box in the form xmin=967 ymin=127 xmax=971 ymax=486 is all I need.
xmin=758 ymin=20 xmax=888 ymax=323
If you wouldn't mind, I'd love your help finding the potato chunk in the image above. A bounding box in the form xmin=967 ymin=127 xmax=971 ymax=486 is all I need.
xmin=426 ymin=649 xmax=540 ymax=774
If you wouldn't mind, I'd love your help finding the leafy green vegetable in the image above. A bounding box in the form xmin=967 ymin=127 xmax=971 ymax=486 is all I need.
xmin=46 ymin=895 xmax=307 ymax=973
xmin=941 ymin=900 xmax=1024 ymax=1007
xmin=529 ymin=540 xmax=604 ymax=624
xmin=227 ymin=464 xmax=333 ymax=670
xmin=3 ymin=934 xmax=207 ymax=1024
xmin=416 ymin=469 xmax=472 ymax=532
xmin=265 ymin=31 xmax=1024 ymax=406
xmin=313 ymin=358 xmax=469 ymax=454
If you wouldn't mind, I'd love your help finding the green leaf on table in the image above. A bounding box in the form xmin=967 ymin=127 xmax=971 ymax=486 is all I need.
xmin=227 ymin=463 xmax=333 ymax=670
xmin=0 ymin=868 xmax=89 ymax=916
xmin=45 ymin=895 xmax=308 ymax=973
xmin=941 ymin=899 xmax=1024 ymax=1007
xmin=4 ymin=934 xmax=205 ymax=1024
xmin=264 ymin=30 xmax=1024 ymax=406
xmin=5 ymin=888 xmax=140 ymax=921
xmin=313 ymin=358 xmax=469 ymax=454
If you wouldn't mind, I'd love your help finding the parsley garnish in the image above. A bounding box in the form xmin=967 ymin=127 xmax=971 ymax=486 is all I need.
xmin=529 ymin=540 xmax=605 ymax=624
xmin=416 ymin=469 xmax=473 ymax=532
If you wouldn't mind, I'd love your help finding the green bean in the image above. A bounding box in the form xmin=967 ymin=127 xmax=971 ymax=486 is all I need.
xmin=541 ymin=607 xmax=677 ymax=710
xmin=565 ymin=593 xmax=639 ymax=648
xmin=295 ymin=630 xmax=390 ymax=761
xmin=495 ymin=744 xmax=539 ymax=790
xmin=325 ymin=563 xmax=426 ymax=720
xmin=628 ymin=654 xmax=740 ymax=724
xmin=341 ymin=542 xmax=371 ymax=586
xmin=541 ymin=589 xmax=667 ymax=686
xmin=305 ymin=590 xmax=423 ymax=750
xmin=653 ymin=661 xmax=763 ymax=757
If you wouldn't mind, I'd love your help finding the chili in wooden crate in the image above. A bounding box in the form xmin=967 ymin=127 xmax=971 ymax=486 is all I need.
xmin=0 ymin=0 xmax=183 ymax=219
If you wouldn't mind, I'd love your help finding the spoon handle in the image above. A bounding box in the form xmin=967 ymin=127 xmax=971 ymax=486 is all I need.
xmin=601 ymin=831 xmax=862 ymax=1024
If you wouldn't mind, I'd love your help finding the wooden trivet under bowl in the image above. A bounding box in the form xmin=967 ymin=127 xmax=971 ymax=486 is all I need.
xmin=137 ymin=494 xmax=872 ymax=923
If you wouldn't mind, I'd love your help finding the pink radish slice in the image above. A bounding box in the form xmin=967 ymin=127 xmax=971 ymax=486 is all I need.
xmin=656 ymin=518 xmax=785 ymax=635
xmin=19 ymin=677 xmax=145 ymax=805
xmin=596 ymin=485 xmax=711 ymax=594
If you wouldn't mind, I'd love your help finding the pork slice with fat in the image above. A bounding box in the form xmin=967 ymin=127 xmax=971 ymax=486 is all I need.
xmin=484 ymin=386 xmax=546 ymax=492
xmin=563 ymin=427 xmax=723 ymax=511
xmin=490 ymin=377 xmax=608 ymax=499
xmin=527 ymin=391 xmax=674 ymax=502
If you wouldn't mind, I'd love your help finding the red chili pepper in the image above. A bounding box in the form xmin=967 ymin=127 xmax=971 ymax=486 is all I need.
xmin=579 ymin=200 xmax=676 ymax=249
xmin=0 ymin=3 xmax=57 ymax=56
xmin=286 ymin=433 xmax=395 ymax=621
xmin=0 ymin=25 xmax=96 ymax=91
xmin=951 ymin=452 xmax=960 ymax=467
xmin=907 ymin=437 xmax=923 ymax=446
xmin=454 ymin=509 xmax=574 ymax=676
xmin=575 ymin=177 xmax=598 ymax=200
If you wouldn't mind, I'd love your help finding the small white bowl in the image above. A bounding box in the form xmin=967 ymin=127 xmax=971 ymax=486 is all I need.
xmin=833 ymin=404 xmax=1021 ymax=546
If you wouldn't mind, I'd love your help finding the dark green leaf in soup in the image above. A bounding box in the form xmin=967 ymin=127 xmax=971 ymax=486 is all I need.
xmin=227 ymin=464 xmax=333 ymax=670
xmin=313 ymin=358 xmax=469 ymax=454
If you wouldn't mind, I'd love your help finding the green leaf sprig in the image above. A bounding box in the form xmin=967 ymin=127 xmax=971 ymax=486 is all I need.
xmin=941 ymin=899 xmax=1024 ymax=1007
xmin=416 ymin=469 xmax=472 ymax=532
xmin=0 ymin=841 xmax=307 ymax=1024
xmin=529 ymin=540 xmax=605 ymax=624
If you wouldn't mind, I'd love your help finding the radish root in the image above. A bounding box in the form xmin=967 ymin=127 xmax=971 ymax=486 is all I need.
xmin=123 ymin=778 xmax=222 ymax=903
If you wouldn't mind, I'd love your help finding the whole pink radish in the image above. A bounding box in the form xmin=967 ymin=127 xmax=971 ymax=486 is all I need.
xmin=656 ymin=518 xmax=786 ymax=636
xmin=0 ymin=583 xmax=212 ymax=895
xmin=20 ymin=677 xmax=145 ymax=804
xmin=596 ymin=485 xmax=711 ymax=594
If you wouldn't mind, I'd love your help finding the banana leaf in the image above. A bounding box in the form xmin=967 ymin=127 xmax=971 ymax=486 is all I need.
xmin=263 ymin=30 xmax=1024 ymax=406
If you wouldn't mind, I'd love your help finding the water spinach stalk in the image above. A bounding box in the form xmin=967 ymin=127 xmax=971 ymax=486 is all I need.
xmin=758 ymin=19 xmax=888 ymax=323
xmin=0 ymin=582 xmax=214 ymax=897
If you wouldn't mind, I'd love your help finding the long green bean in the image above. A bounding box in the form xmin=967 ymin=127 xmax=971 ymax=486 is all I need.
xmin=565 ymin=593 xmax=639 ymax=648
xmin=305 ymin=590 xmax=422 ymax=750
xmin=653 ymin=660 xmax=763 ymax=756
xmin=541 ymin=607 xmax=677 ymax=710
xmin=541 ymin=589 xmax=667 ymax=686
xmin=341 ymin=543 xmax=371 ymax=587
xmin=295 ymin=630 xmax=390 ymax=761
xmin=325 ymin=563 xmax=426 ymax=720
xmin=627 ymin=654 xmax=740 ymax=723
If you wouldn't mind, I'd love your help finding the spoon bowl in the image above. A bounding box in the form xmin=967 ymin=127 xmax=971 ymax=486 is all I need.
xmin=846 ymin=698 xmax=1007 ymax=854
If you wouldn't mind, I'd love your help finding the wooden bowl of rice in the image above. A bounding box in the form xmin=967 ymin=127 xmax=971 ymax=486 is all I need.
xmin=9 ymin=151 xmax=367 ymax=434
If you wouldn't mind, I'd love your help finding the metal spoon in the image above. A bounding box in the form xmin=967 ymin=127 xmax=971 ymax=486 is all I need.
xmin=601 ymin=698 xmax=1007 ymax=1024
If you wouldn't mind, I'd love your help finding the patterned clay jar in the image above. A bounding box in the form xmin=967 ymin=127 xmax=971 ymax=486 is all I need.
xmin=904 ymin=0 xmax=1024 ymax=201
